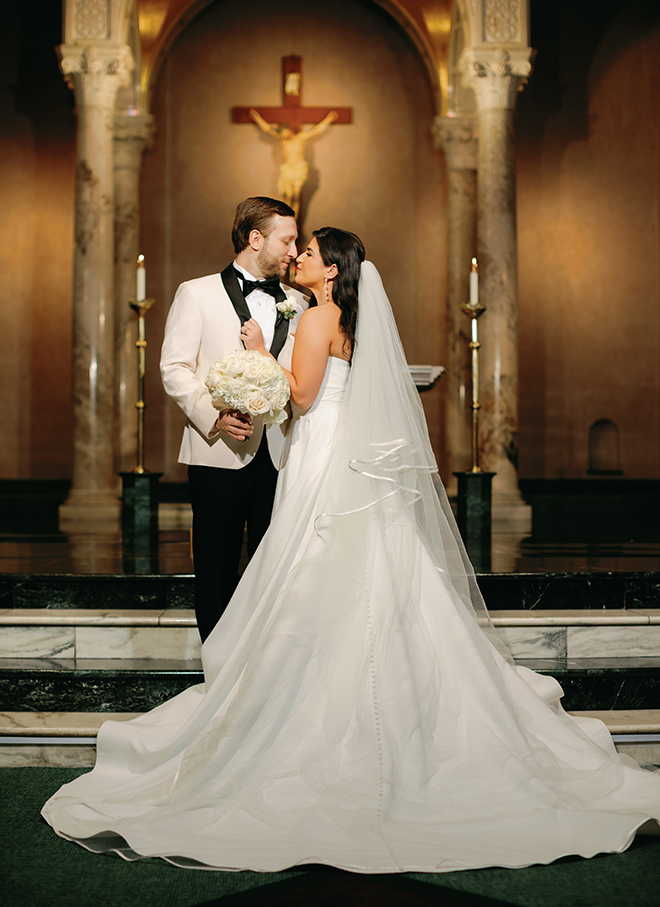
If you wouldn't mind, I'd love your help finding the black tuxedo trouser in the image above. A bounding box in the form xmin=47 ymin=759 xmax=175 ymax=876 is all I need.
xmin=188 ymin=434 xmax=277 ymax=642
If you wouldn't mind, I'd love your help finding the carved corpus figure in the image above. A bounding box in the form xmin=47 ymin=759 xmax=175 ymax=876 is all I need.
xmin=232 ymin=57 xmax=352 ymax=222
xmin=249 ymin=109 xmax=338 ymax=218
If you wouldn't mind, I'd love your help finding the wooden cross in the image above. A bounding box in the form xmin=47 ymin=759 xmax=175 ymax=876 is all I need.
xmin=232 ymin=56 xmax=352 ymax=134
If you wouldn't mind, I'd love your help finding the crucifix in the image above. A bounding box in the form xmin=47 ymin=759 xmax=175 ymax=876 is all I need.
xmin=232 ymin=56 xmax=352 ymax=219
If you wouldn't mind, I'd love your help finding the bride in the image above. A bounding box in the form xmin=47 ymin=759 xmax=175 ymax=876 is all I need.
xmin=43 ymin=228 xmax=660 ymax=873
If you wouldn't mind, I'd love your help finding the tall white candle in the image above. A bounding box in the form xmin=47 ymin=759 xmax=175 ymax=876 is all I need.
xmin=469 ymin=257 xmax=478 ymax=306
xmin=137 ymin=255 xmax=146 ymax=301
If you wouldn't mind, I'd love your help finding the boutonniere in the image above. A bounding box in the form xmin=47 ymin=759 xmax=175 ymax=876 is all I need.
xmin=276 ymin=296 xmax=299 ymax=320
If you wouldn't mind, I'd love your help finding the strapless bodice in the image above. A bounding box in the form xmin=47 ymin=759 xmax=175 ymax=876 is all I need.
xmin=274 ymin=356 xmax=349 ymax=501
xmin=304 ymin=356 xmax=350 ymax=414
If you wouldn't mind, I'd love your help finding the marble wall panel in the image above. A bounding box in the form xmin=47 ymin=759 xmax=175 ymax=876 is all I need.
xmin=0 ymin=669 xmax=152 ymax=713
xmin=167 ymin=583 xmax=195 ymax=610
xmin=0 ymin=627 xmax=74 ymax=659
xmin=568 ymin=626 xmax=660 ymax=659
xmin=0 ymin=658 xmax=199 ymax=718
xmin=75 ymin=627 xmax=201 ymax=660
xmin=614 ymin=743 xmax=660 ymax=769
xmin=531 ymin=576 xmax=625 ymax=610
xmin=0 ymin=745 xmax=95 ymax=767
xmin=0 ymin=578 xmax=13 ymax=609
xmin=625 ymin=577 xmax=660 ymax=610
xmin=519 ymin=660 xmax=660 ymax=711
xmin=9 ymin=575 xmax=191 ymax=611
xmin=2 ymin=573 xmax=655 ymax=615
xmin=498 ymin=627 xmax=565 ymax=659
xmin=144 ymin=675 xmax=202 ymax=710
xmin=0 ymin=710 xmax=141 ymax=735
xmin=477 ymin=574 xmax=628 ymax=611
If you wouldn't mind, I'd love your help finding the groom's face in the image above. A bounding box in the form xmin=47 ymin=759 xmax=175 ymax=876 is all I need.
xmin=256 ymin=215 xmax=298 ymax=279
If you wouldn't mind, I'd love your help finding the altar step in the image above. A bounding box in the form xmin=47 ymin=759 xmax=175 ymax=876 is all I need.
xmin=2 ymin=654 xmax=660 ymax=713
xmin=2 ymin=609 xmax=660 ymax=714
xmin=0 ymin=573 xmax=195 ymax=611
xmin=3 ymin=611 xmax=660 ymax=767
xmin=2 ymin=709 xmax=659 ymax=768
xmin=2 ymin=570 xmax=659 ymax=611
xmin=3 ymin=608 xmax=660 ymax=663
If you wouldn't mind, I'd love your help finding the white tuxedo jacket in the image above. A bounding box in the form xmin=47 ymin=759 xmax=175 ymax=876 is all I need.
xmin=160 ymin=269 xmax=307 ymax=470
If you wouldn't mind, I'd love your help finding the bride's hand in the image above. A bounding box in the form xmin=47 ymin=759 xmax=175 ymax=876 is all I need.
xmin=241 ymin=319 xmax=265 ymax=352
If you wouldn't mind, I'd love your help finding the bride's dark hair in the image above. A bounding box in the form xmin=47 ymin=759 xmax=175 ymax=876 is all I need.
xmin=313 ymin=227 xmax=365 ymax=358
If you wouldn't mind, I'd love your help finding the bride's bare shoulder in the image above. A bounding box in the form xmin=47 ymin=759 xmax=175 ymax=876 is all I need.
xmin=301 ymin=301 xmax=338 ymax=317
xmin=297 ymin=303 xmax=341 ymax=329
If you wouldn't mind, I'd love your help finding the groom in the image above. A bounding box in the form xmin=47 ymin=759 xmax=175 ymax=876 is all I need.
xmin=160 ymin=197 xmax=306 ymax=642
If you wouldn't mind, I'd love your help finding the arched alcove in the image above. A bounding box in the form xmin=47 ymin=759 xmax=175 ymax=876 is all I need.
xmin=588 ymin=419 xmax=622 ymax=475
xmin=135 ymin=0 xmax=445 ymax=113
xmin=140 ymin=0 xmax=446 ymax=480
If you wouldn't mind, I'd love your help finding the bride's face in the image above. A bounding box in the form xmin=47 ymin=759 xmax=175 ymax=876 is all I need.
xmin=295 ymin=238 xmax=331 ymax=294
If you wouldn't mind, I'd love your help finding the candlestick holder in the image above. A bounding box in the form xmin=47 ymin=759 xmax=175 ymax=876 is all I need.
xmin=460 ymin=299 xmax=487 ymax=473
xmin=128 ymin=297 xmax=155 ymax=474
xmin=122 ymin=297 xmax=160 ymax=572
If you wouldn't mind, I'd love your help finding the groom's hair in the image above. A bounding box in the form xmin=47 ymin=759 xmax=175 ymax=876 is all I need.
xmin=232 ymin=197 xmax=295 ymax=253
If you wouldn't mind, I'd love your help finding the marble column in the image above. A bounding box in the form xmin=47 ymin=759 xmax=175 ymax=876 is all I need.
xmin=58 ymin=44 xmax=133 ymax=529
xmin=461 ymin=48 xmax=533 ymax=525
xmin=113 ymin=113 xmax=155 ymax=473
xmin=432 ymin=116 xmax=478 ymax=496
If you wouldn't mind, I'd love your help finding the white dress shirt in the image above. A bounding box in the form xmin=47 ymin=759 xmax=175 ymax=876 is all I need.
xmin=233 ymin=262 xmax=279 ymax=351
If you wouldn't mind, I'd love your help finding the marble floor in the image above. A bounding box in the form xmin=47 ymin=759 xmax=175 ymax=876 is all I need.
xmin=491 ymin=536 xmax=660 ymax=574
xmin=0 ymin=530 xmax=193 ymax=576
xmin=1 ymin=528 xmax=659 ymax=576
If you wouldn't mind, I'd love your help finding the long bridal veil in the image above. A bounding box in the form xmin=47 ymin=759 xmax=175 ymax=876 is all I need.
xmin=320 ymin=261 xmax=512 ymax=664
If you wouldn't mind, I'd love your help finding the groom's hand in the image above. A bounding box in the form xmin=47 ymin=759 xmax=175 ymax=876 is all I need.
xmin=215 ymin=409 xmax=254 ymax=441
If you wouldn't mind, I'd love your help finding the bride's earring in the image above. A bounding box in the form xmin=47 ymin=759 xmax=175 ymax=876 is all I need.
xmin=324 ymin=277 xmax=329 ymax=303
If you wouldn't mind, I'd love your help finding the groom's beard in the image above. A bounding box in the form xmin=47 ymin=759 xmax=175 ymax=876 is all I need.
xmin=256 ymin=239 xmax=289 ymax=280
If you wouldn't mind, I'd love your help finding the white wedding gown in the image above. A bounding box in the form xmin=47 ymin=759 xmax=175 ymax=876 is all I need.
xmin=43 ymin=299 xmax=660 ymax=874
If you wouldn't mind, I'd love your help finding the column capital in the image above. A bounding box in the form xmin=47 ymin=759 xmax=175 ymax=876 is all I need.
xmin=459 ymin=47 xmax=533 ymax=111
xmin=58 ymin=44 xmax=133 ymax=110
xmin=432 ymin=116 xmax=478 ymax=171
xmin=113 ymin=113 xmax=156 ymax=169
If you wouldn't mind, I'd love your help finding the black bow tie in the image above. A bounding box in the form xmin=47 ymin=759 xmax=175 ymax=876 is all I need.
xmin=235 ymin=270 xmax=282 ymax=300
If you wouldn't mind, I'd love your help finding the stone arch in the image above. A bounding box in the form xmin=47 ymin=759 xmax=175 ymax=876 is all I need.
xmin=116 ymin=1 xmax=143 ymax=111
xmin=132 ymin=0 xmax=444 ymax=112
xmin=451 ymin=0 xmax=477 ymax=49
xmin=116 ymin=0 xmax=138 ymax=44
xmin=447 ymin=0 xmax=477 ymax=116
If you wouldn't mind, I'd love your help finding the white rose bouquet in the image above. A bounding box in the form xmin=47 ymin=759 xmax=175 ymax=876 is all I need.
xmin=205 ymin=350 xmax=291 ymax=426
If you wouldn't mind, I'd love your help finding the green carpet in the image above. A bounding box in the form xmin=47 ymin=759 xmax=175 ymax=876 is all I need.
xmin=2 ymin=767 xmax=660 ymax=907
